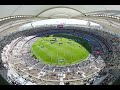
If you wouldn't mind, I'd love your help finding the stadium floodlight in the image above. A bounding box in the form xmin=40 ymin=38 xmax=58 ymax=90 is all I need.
xmin=92 ymin=15 xmax=96 ymax=16
xmin=5 ymin=17 xmax=8 ymax=20
xmin=111 ymin=16 xmax=114 ymax=18
xmin=116 ymin=17 xmax=119 ymax=19
xmin=2 ymin=18 xmax=5 ymax=21
xmin=104 ymin=15 xmax=106 ymax=17
xmin=7 ymin=17 xmax=11 ymax=19
xmin=0 ymin=19 xmax=2 ymax=21
xmin=117 ymin=17 xmax=120 ymax=19
xmin=12 ymin=16 xmax=15 ymax=18
xmin=10 ymin=16 xmax=14 ymax=18
xmin=109 ymin=16 xmax=112 ymax=18
xmin=104 ymin=15 xmax=107 ymax=17
xmin=18 ymin=16 xmax=21 ymax=17
xmin=113 ymin=16 xmax=116 ymax=19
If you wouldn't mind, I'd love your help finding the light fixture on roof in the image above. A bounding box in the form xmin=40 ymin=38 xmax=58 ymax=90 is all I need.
xmin=2 ymin=18 xmax=5 ymax=20
xmin=117 ymin=17 xmax=120 ymax=19
xmin=5 ymin=17 xmax=8 ymax=19
xmin=7 ymin=17 xmax=11 ymax=19
xmin=111 ymin=16 xmax=114 ymax=18
xmin=104 ymin=15 xmax=106 ymax=17
xmin=16 ymin=16 xmax=18 ymax=18
xmin=0 ymin=19 xmax=2 ymax=21
xmin=12 ymin=16 xmax=15 ymax=18
xmin=10 ymin=16 xmax=14 ymax=18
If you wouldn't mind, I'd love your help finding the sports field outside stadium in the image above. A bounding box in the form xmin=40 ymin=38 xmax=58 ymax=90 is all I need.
xmin=31 ymin=34 xmax=92 ymax=66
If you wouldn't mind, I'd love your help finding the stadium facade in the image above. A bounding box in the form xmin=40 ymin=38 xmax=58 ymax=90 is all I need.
xmin=0 ymin=5 xmax=120 ymax=85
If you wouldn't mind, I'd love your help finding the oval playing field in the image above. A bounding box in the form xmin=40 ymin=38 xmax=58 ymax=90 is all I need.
xmin=31 ymin=34 xmax=91 ymax=66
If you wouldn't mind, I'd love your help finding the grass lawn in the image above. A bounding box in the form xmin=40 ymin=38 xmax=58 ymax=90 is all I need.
xmin=31 ymin=34 xmax=91 ymax=66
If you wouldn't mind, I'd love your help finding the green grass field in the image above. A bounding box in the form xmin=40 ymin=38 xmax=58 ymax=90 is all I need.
xmin=31 ymin=34 xmax=91 ymax=66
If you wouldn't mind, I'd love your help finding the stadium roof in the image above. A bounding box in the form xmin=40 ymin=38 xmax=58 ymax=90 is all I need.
xmin=0 ymin=5 xmax=120 ymax=18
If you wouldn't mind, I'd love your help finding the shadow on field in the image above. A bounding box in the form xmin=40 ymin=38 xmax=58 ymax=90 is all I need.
xmin=50 ymin=34 xmax=92 ymax=54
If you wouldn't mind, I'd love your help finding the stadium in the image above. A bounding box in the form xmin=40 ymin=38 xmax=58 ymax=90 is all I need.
xmin=0 ymin=5 xmax=120 ymax=85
